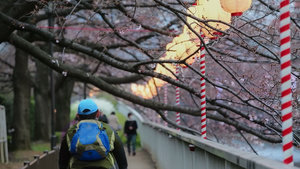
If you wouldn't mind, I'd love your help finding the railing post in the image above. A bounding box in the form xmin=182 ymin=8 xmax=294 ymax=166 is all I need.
xmin=23 ymin=161 xmax=30 ymax=166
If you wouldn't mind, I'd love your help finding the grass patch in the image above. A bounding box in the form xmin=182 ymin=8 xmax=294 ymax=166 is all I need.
xmin=31 ymin=141 xmax=51 ymax=151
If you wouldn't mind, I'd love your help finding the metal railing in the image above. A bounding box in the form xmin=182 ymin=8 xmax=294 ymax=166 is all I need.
xmin=139 ymin=121 xmax=300 ymax=169
xmin=116 ymin=102 xmax=300 ymax=169
xmin=21 ymin=148 xmax=59 ymax=169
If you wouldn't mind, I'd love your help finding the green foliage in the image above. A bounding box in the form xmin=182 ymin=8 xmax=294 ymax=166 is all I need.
xmin=31 ymin=141 xmax=51 ymax=151
xmin=70 ymin=100 xmax=79 ymax=121
xmin=115 ymin=113 xmax=126 ymax=140
xmin=55 ymin=131 xmax=63 ymax=144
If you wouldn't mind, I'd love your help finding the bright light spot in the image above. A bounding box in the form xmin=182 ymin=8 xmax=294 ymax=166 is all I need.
xmin=131 ymin=1 xmax=231 ymax=99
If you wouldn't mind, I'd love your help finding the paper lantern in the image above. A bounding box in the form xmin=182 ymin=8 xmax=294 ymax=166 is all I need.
xmin=185 ymin=6 xmax=202 ymax=41
xmin=172 ymin=32 xmax=198 ymax=68
xmin=220 ymin=0 xmax=252 ymax=16
xmin=193 ymin=0 xmax=231 ymax=39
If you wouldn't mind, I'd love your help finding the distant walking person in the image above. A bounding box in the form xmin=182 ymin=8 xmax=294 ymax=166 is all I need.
xmin=108 ymin=112 xmax=121 ymax=131
xmin=124 ymin=112 xmax=138 ymax=156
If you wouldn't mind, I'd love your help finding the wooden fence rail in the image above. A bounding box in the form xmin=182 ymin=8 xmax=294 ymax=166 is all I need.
xmin=21 ymin=148 xmax=59 ymax=169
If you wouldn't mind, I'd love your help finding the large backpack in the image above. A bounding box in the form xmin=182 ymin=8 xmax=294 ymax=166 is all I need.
xmin=69 ymin=120 xmax=110 ymax=161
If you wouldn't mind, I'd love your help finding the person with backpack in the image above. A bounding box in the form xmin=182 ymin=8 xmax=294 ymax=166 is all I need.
xmin=59 ymin=99 xmax=128 ymax=169
xmin=124 ymin=112 xmax=138 ymax=156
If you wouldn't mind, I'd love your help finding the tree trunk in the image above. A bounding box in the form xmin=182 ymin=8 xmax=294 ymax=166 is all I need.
xmin=34 ymin=60 xmax=51 ymax=141
xmin=0 ymin=0 xmax=37 ymax=43
xmin=55 ymin=75 xmax=75 ymax=132
xmin=12 ymin=48 xmax=31 ymax=150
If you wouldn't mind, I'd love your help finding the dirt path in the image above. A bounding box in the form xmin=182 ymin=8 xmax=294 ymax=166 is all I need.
xmin=125 ymin=147 xmax=157 ymax=169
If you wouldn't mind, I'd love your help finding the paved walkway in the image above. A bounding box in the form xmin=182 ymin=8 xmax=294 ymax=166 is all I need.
xmin=126 ymin=148 xmax=156 ymax=169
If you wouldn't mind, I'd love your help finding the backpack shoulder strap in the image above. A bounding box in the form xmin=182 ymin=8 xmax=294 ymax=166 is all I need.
xmin=66 ymin=124 xmax=77 ymax=148
xmin=101 ymin=122 xmax=116 ymax=151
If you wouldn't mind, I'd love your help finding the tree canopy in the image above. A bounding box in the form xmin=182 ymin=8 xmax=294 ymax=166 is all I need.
xmin=0 ymin=0 xmax=299 ymax=150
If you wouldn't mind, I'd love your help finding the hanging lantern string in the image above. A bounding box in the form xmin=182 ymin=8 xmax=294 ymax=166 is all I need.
xmin=175 ymin=65 xmax=181 ymax=130
xmin=164 ymin=84 xmax=168 ymax=127
xmin=280 ymin=0 xmax=293 ymax=165
xmin=200 ymin=31 xmax=207 ymax=139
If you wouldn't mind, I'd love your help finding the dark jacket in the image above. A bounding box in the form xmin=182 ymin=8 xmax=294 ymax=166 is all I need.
xmin=124 ymin=120 xmax=138 ymax=135
xmin=59 ymin=120 xmax=127 ymax=169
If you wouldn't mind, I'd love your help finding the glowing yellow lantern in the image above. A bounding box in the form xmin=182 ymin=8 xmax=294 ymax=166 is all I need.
xmin=184 ymin=41 xmax=198 ymax=66
xmin=174 ymin=35 xmax=198 ymax=68
xmin=220 ymin=0 xmax=252 ymax=16
xmin=176 ymin=41 xmax=186 ymax=60
xmin=194 ymin=0 xmax=231 ymax=39
xmin=185 ymin=6 xmax=202 ymax=41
